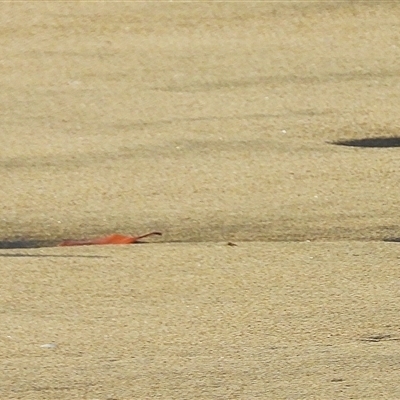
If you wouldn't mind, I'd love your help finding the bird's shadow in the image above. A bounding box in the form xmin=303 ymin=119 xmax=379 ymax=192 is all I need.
xmin=0 ymin=239 xmax=110 ymax=258
xmin=0 ymin=253 xmax=109 ymax=258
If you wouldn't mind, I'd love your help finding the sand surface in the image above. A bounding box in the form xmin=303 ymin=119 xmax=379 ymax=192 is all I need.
xmin=1 ymin=2 xmax=400 ymax=399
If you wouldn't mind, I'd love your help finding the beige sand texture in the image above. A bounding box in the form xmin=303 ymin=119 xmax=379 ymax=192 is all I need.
xmin=1 ymin=2 xmax=400 ymax=399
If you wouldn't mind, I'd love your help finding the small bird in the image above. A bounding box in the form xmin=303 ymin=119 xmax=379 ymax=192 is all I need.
xmin=58 ymin=231 xmax=162 ymax=246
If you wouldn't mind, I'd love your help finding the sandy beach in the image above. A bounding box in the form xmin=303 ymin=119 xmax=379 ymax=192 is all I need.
xmin=1 ymin=2 xmax=400 ymax=398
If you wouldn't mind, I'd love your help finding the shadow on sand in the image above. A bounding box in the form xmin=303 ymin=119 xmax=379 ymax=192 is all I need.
xmin=332 ymin=137 xmax=400 ymax=148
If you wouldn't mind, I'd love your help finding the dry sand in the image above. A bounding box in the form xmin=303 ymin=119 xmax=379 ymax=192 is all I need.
xmin=1 ymin=2 xmax=400 ymax=399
